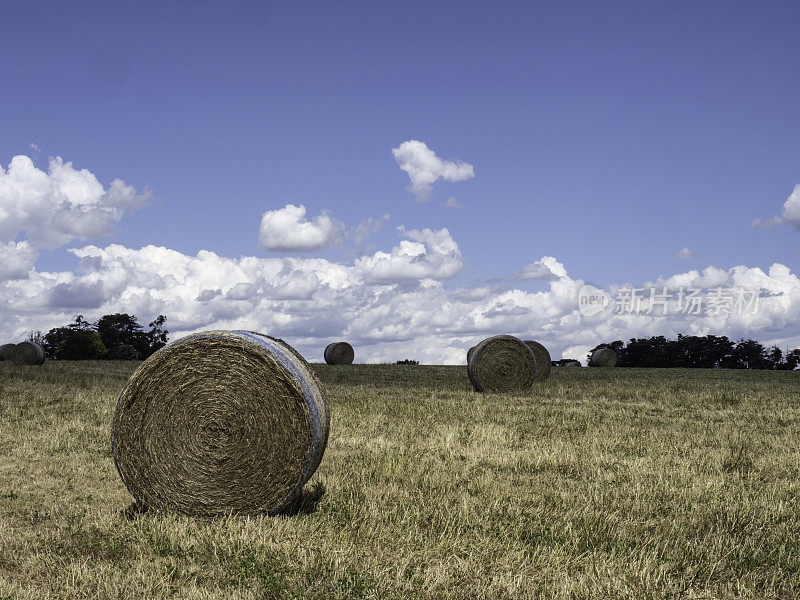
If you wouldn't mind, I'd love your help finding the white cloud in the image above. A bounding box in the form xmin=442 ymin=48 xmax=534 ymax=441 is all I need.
xmin=354 ymin=227 xmax=464 ymax=283
xmin=672 ymin=247 xmax=705 ymax=259
xmin=780 ymin=184 xmax=800 ymax=230
xmin=515 ymin=256 xmax=567 ymax=281
xmin=0 ymin=241 xmax=37 ymax=281
xmin=352 ymin=213 xmax=390 ymax=244
xmin=3 ymin=226 xmax=800 ymax=365
xmin=753 ymin=184 xmax=800 ymax=230
xmin=29 ymin=143 xmax=40 ymax=152
xmin=0 ymin=155 xmax=149 ymax=249
xmin=391 ymin=140 xmax=474 ymax=202
xmin=258 ymin=204 xmax=345 ymax=252
xmin=443 ymin=197 xmax=463 ymax=208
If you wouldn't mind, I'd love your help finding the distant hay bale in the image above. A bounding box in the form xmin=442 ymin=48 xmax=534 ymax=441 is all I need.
xmin=324 ymin=341 xmax=354 ymax=365
xmin=466 ymin=345 xmax=476 ymax=364
xmin=590 ymin=348 xmax=617 ymax=367
xmin=0 ymin=343 xmax=15 ymax=361
xmin=466 ymin=345 xmax=476 ymax=375
xmin=562 ymin=360 xmax=582 ymax=368
xmin=467 ymin=335 xmax=537 ymax=393
xmin=111 ymin=330 xmax=330 ymax=516
xmin=522 ymin=340 xmax=552 ymax=382
xmin=8 ymin=342 xmax=45 ymax=366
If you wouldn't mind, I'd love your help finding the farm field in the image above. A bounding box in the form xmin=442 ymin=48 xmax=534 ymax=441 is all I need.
xmin=0 ymin=361 xmax=798 ymax=599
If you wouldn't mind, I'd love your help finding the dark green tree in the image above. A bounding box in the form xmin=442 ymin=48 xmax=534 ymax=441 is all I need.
xmin=96 ymin=313 xmax=149 ymax=359
xmin=145 ymin=315 xmax=169 ymax=357
xmin=783 ymin=349 xmax=800 ymax=370
xmin=42 ymin=315 xmax=93 ymax=359
xmin=766 ymin=346 xmax=783 ymax=370
xmin=724 ymin=339 xmax=769 ymax=369
xmin=55 ymin=330 xmax=107 ymax=360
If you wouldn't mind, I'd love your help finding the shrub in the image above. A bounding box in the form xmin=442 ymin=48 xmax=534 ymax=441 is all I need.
xmin=107 ymin=344 xmax=141 ymax=361
xmin=55 ymin=330 xmax=108 ymax=360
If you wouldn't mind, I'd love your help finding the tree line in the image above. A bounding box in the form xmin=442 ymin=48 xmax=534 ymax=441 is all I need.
xmin=28 ymin=314 xmax=169 ymax=361
xmin=589 ymin=335 xmax=800 ymax=370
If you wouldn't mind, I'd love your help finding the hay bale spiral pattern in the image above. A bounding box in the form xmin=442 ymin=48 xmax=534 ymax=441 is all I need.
xmin=111 ymin=330 xmax=330 ymax=516
xmin=324 ymin=341 xmax=354 ymax=365
xmin=8 ymin=342 xmax=45 ymax=365
xmin=590 ymin=348 xmax=617 ymax=367
xmin=467 ymin=335 xmax=537 ymax=393
xmin=522 ymin=340 xmax=552 ymax=382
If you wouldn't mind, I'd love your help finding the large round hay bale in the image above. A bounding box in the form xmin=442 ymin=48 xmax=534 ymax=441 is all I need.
xmin=590 ymin=348 xmax=617 ymax=367
xmin=0 ymin=343 xmax=15 ymax=361
xmin=562 ymin=360 xmax=582 ymax=368
xmin=111 ymin=330 xmax=330 ymax=516
xmin=468 ymin=335 xmax=537 ymax=393
xmin=324 ymin=341 xmax=354 ymax=365
xmin=8 ymin=342 xmax=45 ymax=366
xmin=522 ymin=340 xmax=552 ymax=382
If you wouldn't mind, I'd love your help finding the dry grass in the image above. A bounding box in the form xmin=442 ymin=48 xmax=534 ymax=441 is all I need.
xmin=0 ymin=361 xmax=798 ymax=599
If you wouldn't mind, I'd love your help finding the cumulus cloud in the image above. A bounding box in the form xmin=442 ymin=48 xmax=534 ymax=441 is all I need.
xmin=0 ymin=155 xmax=149 ymax=249
xmin=355 ymin=227 xmax=464 ymax=283
xmin=779 ymin=184 xmax=800 ymax=230
xmin=3 ymin=227 xmax=800 ymax=366
xmin=515 ymin=256 xmax=567 ymax=281
xmin=0 ymin=241 xmax=38 ymax=281
xmin=443 ymin=197 xmax=463 ymax=208
xmin=752 ymin=184 xmax=800 ymax=230
xmin=391 ymin=140 xmax=474 ymax=202
xmin=672 ymin=247 xmax=705 ymax=259
xmin=258 ymin=204 xmax=345 ymax=252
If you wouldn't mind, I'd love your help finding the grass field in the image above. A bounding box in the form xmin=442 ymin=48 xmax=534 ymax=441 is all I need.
xmin=0 ymin=361 xmax=798 ymax=599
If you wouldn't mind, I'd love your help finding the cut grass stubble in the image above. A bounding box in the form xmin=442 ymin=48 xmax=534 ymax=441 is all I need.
xmin=0 ymin=362 xmax=799 ymax=599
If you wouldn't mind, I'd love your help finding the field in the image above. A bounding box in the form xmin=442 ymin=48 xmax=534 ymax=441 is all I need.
xmin=0 ymin=361 xmax=798 ymax=599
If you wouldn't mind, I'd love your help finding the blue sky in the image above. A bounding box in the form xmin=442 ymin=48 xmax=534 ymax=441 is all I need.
xmin=2 ymin=1 xmax=800 ymax=362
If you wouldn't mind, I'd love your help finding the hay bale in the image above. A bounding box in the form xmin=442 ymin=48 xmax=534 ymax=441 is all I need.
xmin=562 ymin=360 xmax=582 ymax=368
xmin=324 ymin=341 xmax=354 ymax=365
xmin=0 ymin=343 xmax=15 ymax=361
xmin=8 ymin=342 xmax=45 ymax=366
xmin=466 ymin=345 xmax=476 ymax=375
xmin=522 ymin=340 xmax=552 ymax=382
xmin=590 ymin=348 xmax=617 ymax=367
xmin=111 ymin=330 xmax=330 ymax=516
xmin=468 ymin=335 xmax=537 ymax=393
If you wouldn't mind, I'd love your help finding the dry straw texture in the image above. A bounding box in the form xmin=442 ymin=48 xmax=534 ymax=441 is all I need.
xmin=8 ymin=342 xmax=45 ymax=366
xmin=111 ymin=330 xmax=330 ymax=516
xmin=467 ymin=335 xmax=537 ymax=393
xmin=522 ymin=340 xmax=552 ymax=382
xmin=591 ymin=348 xmax=618 ymax=367
xmin=0 ymin=343 xmax=15 ymax=361
xmin=324 ymin=341 xmax=354 ymax=365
